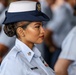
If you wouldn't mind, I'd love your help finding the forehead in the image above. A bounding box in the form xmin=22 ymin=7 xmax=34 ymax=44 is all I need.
xmin=30 ymin=22 xmax=42 ymax=25
xmin=18 ymin=21 xmax=42 ymax=26
xmin=17 ymin=21 xmax=29 ymax=25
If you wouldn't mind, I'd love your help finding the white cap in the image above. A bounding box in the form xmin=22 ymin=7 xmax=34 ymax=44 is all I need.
xmin=8 ymin=1 xmax=37 ymax=12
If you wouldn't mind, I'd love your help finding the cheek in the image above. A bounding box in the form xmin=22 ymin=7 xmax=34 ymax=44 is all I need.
xmin=25 ymin=29 xmax=40 ymax=41
xmin=29 ymin=31 xmax=44 ymax=44
xmin=31 ymin=32 xmax=40 ymax=41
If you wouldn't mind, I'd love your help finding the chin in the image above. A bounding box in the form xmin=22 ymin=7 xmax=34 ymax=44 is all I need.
xmin=36 ymin=40 xmax=43 ymax=44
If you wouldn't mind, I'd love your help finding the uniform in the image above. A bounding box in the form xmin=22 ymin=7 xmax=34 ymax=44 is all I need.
xmin=0 ymin=39 xmax=55 ymax=75
xmin=0 ymin=1 xmax=55 ymax=75
xmin=59 ymin=26 xmax=76 ymax=75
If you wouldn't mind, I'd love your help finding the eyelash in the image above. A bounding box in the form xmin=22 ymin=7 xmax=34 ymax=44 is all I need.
xmin=35 ymin=26 xmax=40 ymax=28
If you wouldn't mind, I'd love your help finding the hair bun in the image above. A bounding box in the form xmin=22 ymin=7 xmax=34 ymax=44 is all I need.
xmin=4 ymin=24 xmax=16 ymax=37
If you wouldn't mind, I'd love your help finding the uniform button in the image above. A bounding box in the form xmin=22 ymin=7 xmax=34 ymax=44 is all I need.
xmin=27 ymin=52 xmax=31 ymax=56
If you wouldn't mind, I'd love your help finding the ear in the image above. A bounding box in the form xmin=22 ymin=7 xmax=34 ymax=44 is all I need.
xmin=16 ymin=27 xmax=25 ymax=37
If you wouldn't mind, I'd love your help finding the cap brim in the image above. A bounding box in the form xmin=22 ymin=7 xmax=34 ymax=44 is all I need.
xmin=3 ymin=11 xmax=50 ymax=24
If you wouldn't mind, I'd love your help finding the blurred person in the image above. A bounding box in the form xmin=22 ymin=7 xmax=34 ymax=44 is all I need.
xmin=54 ymin=0 xmax=76 ymax=75
xmin=67 ymin=0 xmax=76 ymax=7
xmin=0 ymin=0 xmax=9 ymax=32
xmin=0 ymin=25 xmax=15 ymax=63
xmin=72 ymin=0 xmax=76 ymax=25
xmin=0 ymin=1 xmax=55 ymax=75
xmin=0 ymin=0 xmax=9 ymax=63
xmin=44 ymin=0 xmax=74 ymax=69
xmin=0 ymin=0 xmax=20 ymax=63
xmin=54 ymin=25 xmax=76 ymax=75
xmin=0 ymin=0 xmax=8 ymax=14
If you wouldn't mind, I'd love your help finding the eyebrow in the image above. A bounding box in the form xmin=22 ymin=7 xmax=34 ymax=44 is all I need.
xmin=16 ymin=22 xmax=31 ymax=29
xmin=34 ymin=22 xmax=42 ymax=25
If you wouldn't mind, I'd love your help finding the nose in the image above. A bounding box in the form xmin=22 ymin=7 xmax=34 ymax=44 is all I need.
xmin=40 ymin=26 xmax=45 ymax=33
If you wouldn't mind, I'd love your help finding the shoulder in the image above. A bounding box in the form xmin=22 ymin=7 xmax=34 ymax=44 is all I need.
xmin=59 ymin=26 xmax=76 ymax=60
xmin=62 ymin=26 xmax=76 ymax=48
xmin=0 ymin=59 xmax=27 ymax=75
xmin=0 ymin=47 xmax=27 ymax=75
xmin=1 ymin=46 xmax=23 ymax=68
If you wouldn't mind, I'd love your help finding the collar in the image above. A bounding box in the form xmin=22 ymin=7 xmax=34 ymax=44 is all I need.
xmin=15 ymin=38 xmax=41 ymax=62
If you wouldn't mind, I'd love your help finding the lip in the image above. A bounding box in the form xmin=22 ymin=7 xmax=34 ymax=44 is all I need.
xmin=39 ymin=35 xmax=44 ymax=38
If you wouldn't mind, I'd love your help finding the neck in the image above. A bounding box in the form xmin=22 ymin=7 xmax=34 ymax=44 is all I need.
xmin=19 ymin=39 xmax=34 ymax=50
xmin=25 ymin=42 xmax=34 ymax=50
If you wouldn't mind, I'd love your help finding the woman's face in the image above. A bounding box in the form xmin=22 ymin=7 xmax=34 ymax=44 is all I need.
xmin=18 ymin=22 xmax=45 ymax=45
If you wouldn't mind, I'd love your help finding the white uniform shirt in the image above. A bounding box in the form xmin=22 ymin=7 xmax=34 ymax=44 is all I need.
xmin=59 ymin=26 xmax=76 ymax=75
xmin=0 ymin=39 xmax=55 ymax=75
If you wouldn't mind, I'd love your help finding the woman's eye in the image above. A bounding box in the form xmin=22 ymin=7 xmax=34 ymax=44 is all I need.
xmin=35 ymin=26 xmax=40 ymax=28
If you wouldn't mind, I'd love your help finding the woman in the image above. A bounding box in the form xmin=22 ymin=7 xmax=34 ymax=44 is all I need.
xmin=0 ymin=1 xmax=55 ymax=75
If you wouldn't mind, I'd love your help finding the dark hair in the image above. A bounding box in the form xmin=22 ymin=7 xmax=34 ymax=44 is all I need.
xmin=4 ymin=21 xmax=31 ymax=37
xmin=4 ymin=23 xmax=18 ymax=37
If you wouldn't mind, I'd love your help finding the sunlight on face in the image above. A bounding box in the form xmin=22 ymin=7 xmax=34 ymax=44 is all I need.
xmin=23 ymin=22 xmax=45 ymax=44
